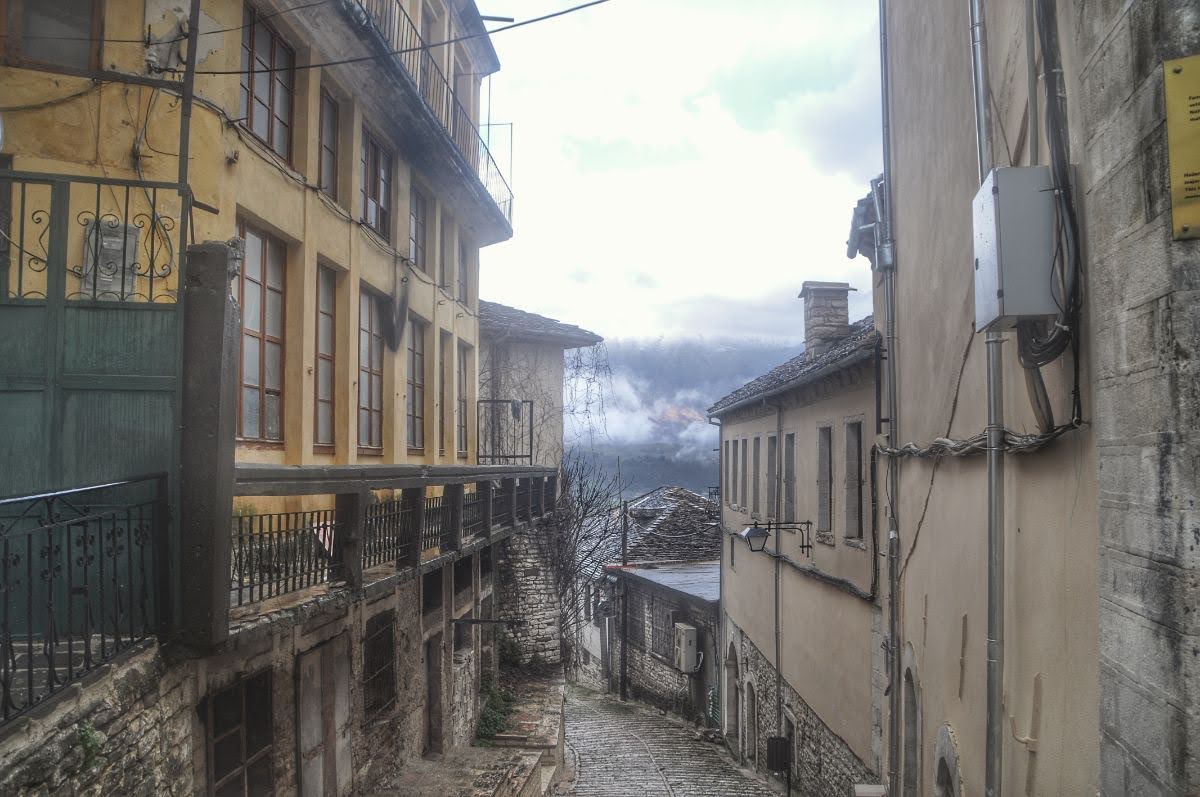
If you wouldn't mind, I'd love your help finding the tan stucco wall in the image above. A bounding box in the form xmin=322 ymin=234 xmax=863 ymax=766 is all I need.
xmin=0 ymin=0 xmax=498 ymax=493
xmin=883 ymin=0 xmax=1098 ymax=793
xmin=719 ymin=362 xmax=879 ymax=765
xmin=479 ymin=339 xmax=566 ymax=470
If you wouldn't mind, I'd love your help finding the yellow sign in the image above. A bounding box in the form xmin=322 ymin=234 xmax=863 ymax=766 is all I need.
xmin=1166 ymin=54 xmax=1200 ymax=240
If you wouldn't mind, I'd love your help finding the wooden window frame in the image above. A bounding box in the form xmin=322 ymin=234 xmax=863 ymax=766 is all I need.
xmin=817 ymin=426 xmax=833 ymax=533
xmin=205 ymin=670 xmax=273 ymax=796
xmin=407 ymin=316 xmax=426 ymax=452
xmin=239 ymin=3 xmax=295 ymax=161
xmin=740 ymin=438 xmax=748 ymax=511
xmin=751 ymin=436 xmax=761 ymax=515
xmin=360 ymin=127 xmax=393 ymax=241
xmin=1 ymin=0 xmax=103 ymax=73
xmin=409 ymin=185 xmax=428 ymax=271
xmin=318 ymin=89 xmax=339 ymax=200
xmin=357 ymin=288 xmax=384 ymax=453
xmin=845 ymin=420 xmax=864 ymax=540
xmin=766 ymin=435 xmax=777 ymax=520
xmin=456 ymin=342 xmax=468 ymax=456
xmin=783 ymin=433 xmax=796 ymax=523
xmin=314 ymin=265 xmax=336 ymax=451
xmin=730 ymin=439 xmax=738 ymax=507
xmin=236 ymin=220 xmax=286 ymax=444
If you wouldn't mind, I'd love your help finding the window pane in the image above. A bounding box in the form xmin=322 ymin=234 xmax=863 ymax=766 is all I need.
xmin=264 ymin=394 xmax=282 ymax=440
xmin=318 ymin=269 xmax=335 ymax=312
xmin=317 ymin=359 xmax=333 ymax=401
xmin=242 ymin=336 xmax=261 ymax=386
xmin=243 ymin=280 xmax=262 ymax=332
xmin=273 ymin=119 xmax=289 ymax=157
xmin=371 ymin=374 xmax=383 ymax=411
xmin=20 ymin=0 xmax=94 ymax=69
xmin=317 ymin=402 xmax=333 ymax=445
xmin=242 ymin=387 xmax=261 ymax=438
xmin=245 ymin=687 xmax=272 ymax=755
xmin=266 ymin=242 xmax=285 ymax=289
xmin=360 ymin=329 xmax=370 ymax=369
xmin=246 ymin=757 xmax=272 ymax=795
xmin=359 ymin=377 xmax=369 ymax=407
xmin=254 ymin=21 xmax=272 ymax=71
xmin=274 ymin=78 xmax=291 ymax=124
xmin=212 ymin=685 xmax=242 ymax=736
xmin=264 ymin=289 xmax=282 ymax=336
xmin=243 ymin=232 xmax=263 ymax=281
xmin=358 ymin=409 xmax=371 ymax=445
xmin=213 ymin=733 xmax=243 ymax=781
xmin=371 ymin=333 xmax=382 ymax=371
xmin=265 ymin=342 xmax=282 ymax=390
xmin=371 ymin=414 xmax=382 ymax=448
xmin=253 ymin=99 xmax=271 ymax=140
xmin=318 ymin=313 xmax=333 ymax=355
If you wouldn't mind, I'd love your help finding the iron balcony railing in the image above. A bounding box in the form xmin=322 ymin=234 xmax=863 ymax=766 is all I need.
xmin=491 ymin=481 xmax=512 ymax=527
xmin=0 ymin=474 xmax=166 ymax=725
xmin=477 ymin=399 xmax=534 ymax=465
xmin=463 ymin=489 xmax=485 ymax=537
xmin=422 ymin=495 xmax=449 ymax=552
xmin=363 ymin=498 xmax=415 ymax=569
xmin=230 ymin=510 xmax=337 ymax=607
xmin=352 ymin=0 xmax=513 ymax=223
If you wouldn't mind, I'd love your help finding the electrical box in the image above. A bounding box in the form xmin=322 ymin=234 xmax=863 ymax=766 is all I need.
xmin=673 ymin=622 xmax=697 ymax=672
xmin=972 ymin=166 xmax=1061 ymax=331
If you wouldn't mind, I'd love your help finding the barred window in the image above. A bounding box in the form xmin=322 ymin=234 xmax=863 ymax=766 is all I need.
xmin=627 ymin=591 xmax=645 ymax=648
xmin=206 ymin=670 xmax=273 ymax=795
xmin=363 ymin=611 xmax=396 ymax=718
xmin=817 ymin=426 xmax=833 ymax=532
xmin=651 ymin=597 xmax=674 ymax=659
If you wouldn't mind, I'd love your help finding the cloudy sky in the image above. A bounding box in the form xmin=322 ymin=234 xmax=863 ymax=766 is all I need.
xmin=476 ymin=0 xmax=882 ymax=345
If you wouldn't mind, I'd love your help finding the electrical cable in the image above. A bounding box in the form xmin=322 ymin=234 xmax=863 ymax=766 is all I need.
xmin=0 ymin=81 xmax=109 ymax=112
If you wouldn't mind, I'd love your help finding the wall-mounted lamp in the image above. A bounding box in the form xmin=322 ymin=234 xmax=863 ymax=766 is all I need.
xmin=740 ymin=520 xmax=814 ymax=556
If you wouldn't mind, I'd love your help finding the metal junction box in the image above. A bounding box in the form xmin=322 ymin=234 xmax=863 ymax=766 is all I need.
xmin=972 ymin=166 xmax=1060 ymax=330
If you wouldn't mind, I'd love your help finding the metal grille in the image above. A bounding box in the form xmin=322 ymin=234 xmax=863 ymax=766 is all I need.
xmin=422 ymin=495 xmax=448 ymax=552
xmin=0 ymin=475 xmax=164 ymax=726
xmin=516 ymin=480 xmax=530 ymax=521
xmin=531 ymin=481 xmax=544 ymax=517
xmin=477 ymin=399 xmax=534 ymax=465
xmin=490 ymin=482 xmax=511 ymax=527
xmin=463 ymin=490 xmax=485 ymax=537
xmin=230 ymin=510 xmax=336 ymax=606
xmin=363 ymin=610 xmax=396 ymax=718
xmin=363 ymin=498 xmax=414 ymax=568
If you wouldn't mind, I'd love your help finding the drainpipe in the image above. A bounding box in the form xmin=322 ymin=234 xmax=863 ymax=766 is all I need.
xmin=967 ymin=1 xmax=1006 ymax=795
xmin=874 ymin=0 xmax=902 ymax=794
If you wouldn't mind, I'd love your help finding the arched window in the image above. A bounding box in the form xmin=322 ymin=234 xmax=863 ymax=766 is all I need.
xmin=933 ymin=723 xmax=962 ymax=797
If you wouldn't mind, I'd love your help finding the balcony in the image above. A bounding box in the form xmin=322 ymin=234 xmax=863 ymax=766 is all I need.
xmin=351 ymin=0 xmax=513 ymax=225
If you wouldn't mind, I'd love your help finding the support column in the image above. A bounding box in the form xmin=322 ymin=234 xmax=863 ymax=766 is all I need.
xmin=477 ymin=480 xmax=494 ymax=535
xmin=333 ymin=490 xmax=366 ymax=589
xmin=446 ymin=483 xmax=464 ymax=551
xmin=402 ymin=486 xmax=424 ymax=567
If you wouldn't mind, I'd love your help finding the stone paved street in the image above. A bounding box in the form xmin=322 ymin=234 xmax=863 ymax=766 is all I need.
xmin=565 ymin=687 xmax=777 ymax=797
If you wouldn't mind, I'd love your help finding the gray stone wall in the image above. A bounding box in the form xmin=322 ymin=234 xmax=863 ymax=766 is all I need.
xmin=1080 ymin=2 xmax=1200 ymax=794
xmin=726 ymin=617 xmax=878 ymax=796
xmin=498 ymin=526 xmax=562 ymax=665
xmin=800 ymin=282 xmax=852 ymax=358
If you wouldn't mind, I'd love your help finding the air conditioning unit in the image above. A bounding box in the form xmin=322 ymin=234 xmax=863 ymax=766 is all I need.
xmin=673 ymin=622 xmax=698 ymax=672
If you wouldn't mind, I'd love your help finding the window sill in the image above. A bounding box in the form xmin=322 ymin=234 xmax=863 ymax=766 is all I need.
xmin=843 ymin=537 xmax=868 ymax=550
xmin=237 ymin=439 xmax=285 ymax=450
xmin=313 ymin=444 xmax=335 ymax=454
xmin=815 ymin=531 xmax=836 ymax=546
xmin=408 ymin=447 xmax=426 ymax=455
xmin=358 ymin=447 xmax=384 ymax=457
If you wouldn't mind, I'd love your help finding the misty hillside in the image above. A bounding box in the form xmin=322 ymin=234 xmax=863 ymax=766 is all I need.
xmin=568 ymin=337 xmax=802 ymax=497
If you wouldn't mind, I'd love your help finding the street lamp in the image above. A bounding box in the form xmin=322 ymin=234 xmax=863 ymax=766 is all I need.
xmin=739 ymin=520 xmax=814 ymax=556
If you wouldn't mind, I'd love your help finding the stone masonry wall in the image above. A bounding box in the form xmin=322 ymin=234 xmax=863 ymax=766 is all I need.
xmin=1079 ymin=1 xmax=1200 ymax=793
xmin=801 ymin=282 xmax=852 ymax=358
xmin=498 ymin=525 xmax=562 ymax=665
xmin=0 ymin=643 xmax=196 ymax=797
xmin=726 ymin=617 xmax=878 ymax=796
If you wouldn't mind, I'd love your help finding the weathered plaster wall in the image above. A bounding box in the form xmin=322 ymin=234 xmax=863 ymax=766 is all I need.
xmin=498 ymin=526 xmax=563 ymax=665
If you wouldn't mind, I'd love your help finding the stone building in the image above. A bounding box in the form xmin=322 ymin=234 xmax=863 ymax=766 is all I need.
xmin=708 ymin=281 xmax=883 ymax=795
xmin=0 ymin=0 xmax=593 ymax=790
xmin=844 ymin=0 xmax=1198 ymax=794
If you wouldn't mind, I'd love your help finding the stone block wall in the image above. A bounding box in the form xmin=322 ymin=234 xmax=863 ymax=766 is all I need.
xmin=800 ymin=282 xmax=853 ymax=358
xmin=726 ymin=618 xmax=878 ymax=796
xmin=498 ymin=525 xmax=562 ymax=665
xmin=1078 ymin=1 xmax=1200 ymax=793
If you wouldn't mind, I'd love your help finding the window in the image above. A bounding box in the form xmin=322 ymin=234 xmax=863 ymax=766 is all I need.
xmin=740 ymin=439 xmax=748 ymax=511
xmin=730 ymin=439 xmax=739 ymax=506
xmin=206 ymin=670 xmax=273 ymax=796
xmin=239 ymin=5 xmax=294 ymax=159
xmin=2 ymin=0 xmax=100 ymax=71
xmin=407 ymin=317 xmax=426 ymax=450
xmin=360 ymin=128 xmax=393 ymax=240
xmin=817 ymin=426 xmax=833 ymax=532
xmin=438 ymin=331 xmax=451 ymax=455
xmin=364 ymin=611 xmax=396 ymax=718
xmin=456 ymin=343 xmax=468 ymax=455
xmin=845 ymin=421 xmax=864 ymax=539
xmin=422 ymin=569 xmax=442 ymax=612
xmin=650 ymin=597 xmax=673 ymax=659
xmin=454 ymin=614 xmax=473 ymax=651
xmin=237 ymin=221 xmax=285 ymax=442
xmin=722 ymin=440 xmax=729 ymax=504
xmin=408 ymin=186 xmax=428 ymax=270
xmin=627 ymin=590 xmax=645 ymax=647
xmin=457 ymin=237 xmax=469 ymax=304
xmin=766 ymin=436 xmax=777 ymax=519
xmin=314 ymin=266 xmax=336 ymax=448
xmin=784 ymin=433 xmax=796 ymax=522
xmin=318 ymin=90 xmax=339 ymax=199
xmin=729 ymin=535 xmax=735 ymax=569
xmin=358 ymin=290 xmax=384 ymax=450
xmin=751 ymin=437 xmax=761 ymax=515
xmin=439 ymin=217 xmax=453 ymax=289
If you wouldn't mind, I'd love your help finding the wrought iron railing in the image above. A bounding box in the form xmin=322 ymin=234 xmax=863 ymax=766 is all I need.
xmin=363 ymin=498 xmax=414 ymax=569
xmin=352 ymin=0 xmax=513 ymax=223
xmin=516 ymin=479 xmax=531 ymax=521
xmin=230 ymin=510 xmax=337 ymax=606
xmin=463 ymin=490 xmax=485 ymax=538
xmin=0 ymin=474 xmax=165 ymax=725
xmin=422 ymin=495 xmax=449 ymax=552
xmin=0 ymin=170 xmax=181 ymax=303
xmin=477 ymin=399 xmax=534 ymax=465
xmin=491 ymin=481 xmax=512 ymax=527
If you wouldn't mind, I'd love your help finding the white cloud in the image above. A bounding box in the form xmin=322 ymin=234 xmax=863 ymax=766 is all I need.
xmin=477 ymin=0 xmax=881 ymax=342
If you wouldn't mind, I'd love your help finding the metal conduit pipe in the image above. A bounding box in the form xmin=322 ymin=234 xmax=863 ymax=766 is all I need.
xmin=874 ymin=0 xmax=901 ymax=794
xmin=967 ymin=0 xmax=1006 ymax=795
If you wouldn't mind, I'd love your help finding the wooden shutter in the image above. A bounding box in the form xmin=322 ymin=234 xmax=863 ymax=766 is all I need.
xmin=845 ymin=422 xmax=863 ymax=538
xmin=817 ymin=427 xmax=832 ymax=532
xmin=766 ymin=436 xmax=777 ymax=519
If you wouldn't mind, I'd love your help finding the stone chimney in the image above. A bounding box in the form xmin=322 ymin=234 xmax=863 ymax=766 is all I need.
xmin=799 ymin=281 xmax=855 ymax=359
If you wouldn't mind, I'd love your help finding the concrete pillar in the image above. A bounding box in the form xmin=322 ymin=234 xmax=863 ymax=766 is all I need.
xmin=333 ymin=490 xmax=366 ymax=589
xmin=178 ymin=240 xmax=242 ymax=652
xmin=445 ymin=483 xmax=464 ymax=551
xmin=477 ymin=480 xmax=493 ymax=535
xmin=402 ymin=486 xmax=424 ymax=567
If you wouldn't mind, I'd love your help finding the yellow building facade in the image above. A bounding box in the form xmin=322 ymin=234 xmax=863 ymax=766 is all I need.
xmin=0 ymin=0 xmax=510 ymax=476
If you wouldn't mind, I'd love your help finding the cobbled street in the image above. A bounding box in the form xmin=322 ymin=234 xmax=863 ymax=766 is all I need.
xmin=565 ymin=687 xmax=777 ymax=797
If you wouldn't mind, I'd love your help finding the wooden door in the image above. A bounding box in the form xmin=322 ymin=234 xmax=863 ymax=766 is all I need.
xmin=296 ymin=633 xmax=352 ymax=796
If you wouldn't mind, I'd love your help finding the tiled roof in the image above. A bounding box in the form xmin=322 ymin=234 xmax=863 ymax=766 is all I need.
xmin=579 ymin=486 xmax=721 ymax=579
xmin=478 ymin=300 xmax=603 ymax=348
xmin=707 ymin=316 xmax=878 ymax=416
